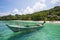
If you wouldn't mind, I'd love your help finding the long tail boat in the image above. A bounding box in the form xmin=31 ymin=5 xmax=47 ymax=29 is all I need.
xmin=6 ymin=22 xmax=45 ymax=32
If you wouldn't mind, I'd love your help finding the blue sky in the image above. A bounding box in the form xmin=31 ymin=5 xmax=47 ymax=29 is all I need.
xmin=0 ymin=0 xmax=60 ymax=16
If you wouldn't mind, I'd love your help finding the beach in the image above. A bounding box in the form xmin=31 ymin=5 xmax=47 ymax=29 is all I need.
xmin=19 ymin=20 xmax=60 ymax=23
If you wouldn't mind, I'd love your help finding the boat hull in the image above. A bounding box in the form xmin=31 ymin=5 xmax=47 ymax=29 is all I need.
xmin=6 ymin=24 xmax=43 ymax=32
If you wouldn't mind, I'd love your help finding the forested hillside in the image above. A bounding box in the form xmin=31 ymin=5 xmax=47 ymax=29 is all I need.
xmin=0 ymin=6 xmax=60 ymax=21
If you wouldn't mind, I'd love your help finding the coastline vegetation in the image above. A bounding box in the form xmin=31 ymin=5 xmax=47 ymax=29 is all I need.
xmin=0 ymin=6 xmax=60 ymax=21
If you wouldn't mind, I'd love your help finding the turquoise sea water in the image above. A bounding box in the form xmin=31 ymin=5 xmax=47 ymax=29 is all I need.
xmin=0 ymin=20 xmax=60 ymax=40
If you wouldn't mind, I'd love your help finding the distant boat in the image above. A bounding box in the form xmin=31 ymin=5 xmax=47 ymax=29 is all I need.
xmin=6 ymin=22 xmax=45 ymax=32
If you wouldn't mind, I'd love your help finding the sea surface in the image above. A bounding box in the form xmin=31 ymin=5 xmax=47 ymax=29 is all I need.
xmin=0 ymin=20 xmax=60 ymax=40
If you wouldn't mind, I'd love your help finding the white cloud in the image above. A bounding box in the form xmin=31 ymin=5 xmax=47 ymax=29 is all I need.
xmin=40 ymin=0 xmax=46 ymax=3
xmin=51 ymin=0 xmax=60 ymax=4
xmin=13 ymin=9 xmax=19 ymax=13
xmin=9 ymin=8 xmax=22 ymax=15
xmin=23 ymin=2 xmax=47 ymax=14
xmin=0 ymin=8 xmax=22 ymax=16
xmin=0 ymin=12 xmax=9 ymax=16
xmin=0 ymin=2 xmax=47 ymax=16
xmin=33 ymin=2 xmax=46 ymax=12
xmin=23 ymin=6 xmax=34 ymax=14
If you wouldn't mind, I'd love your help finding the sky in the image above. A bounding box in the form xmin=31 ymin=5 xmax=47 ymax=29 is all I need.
xmin=0 ymin=0 xmax=60 ymax=16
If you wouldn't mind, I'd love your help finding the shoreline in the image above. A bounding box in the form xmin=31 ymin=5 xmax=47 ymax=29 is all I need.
xmin=18 ymin=20 xmax=60 ymax=23
xmin=0 ymin=20 xmax=60 ymax=23
xmin=38 ymin=21 xmax=60 ymax=23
